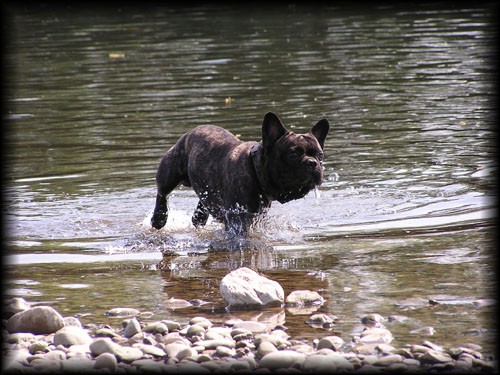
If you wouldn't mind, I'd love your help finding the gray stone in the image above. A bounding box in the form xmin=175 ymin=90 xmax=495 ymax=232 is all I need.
xmin=105 ymin=307 xmax=140 ymax=317
xmin=165 ymin=342 xmax=192 ymax=359
xmin=115 ymin=345 xmax=144 ymax=362
xmin=189 ymin=316 xmax=213 ymax=328
xmin=285 ymin=290 xmax=324 ymax=306
xmin=29 ymin=358 xmax=62 ymax=372
xmin=123 ymin=317 xmax=142 ymax=338
xmin=205 ymin=326 xmax=232 ymax=339
xmin=216 ymin=345 xmax=236 ymax=357
xmin=176 ymin=347 xmax=198 ymax=361
xmin=144 ymin=321 xmax=169 ymax=334
xmin=232 ymin=320 xmax=268 ymax=333
xmin=63 ymin=316 xmax=83 ymax=328
xmin=7 ymin=306 xmax=65 ymax=335
xmin=302 ymin=352 xmax=354 ymax=372
xmin=164 ymin=297 xmax=193 ymax=309
xmin=3 ymin=297 xmax=31 ymax=319
xmin=419 ymin=349 xmax=453 ymax=364
xmin=361 ymin=313 xmax=386 ymax=325
xmin=186 ymin=323 xmax=206 ymax=338
xmin=53 ymin=326 xmax=93 ymax=347
xmin=220 ymin=267 xmax=284 ymax=307
xmin=317 ymin=335 xmax=344 ymax=351
xmin=66 ymin=344 xmax=91 ymax=358
xmin=61 ymin=357 xmax=94 ymax=372
xmin=305 ymin=313 xmax=336 ymax=328
xmin=161 ymin=320 xmax=181 ymax=331
xmin=134 ymin=343 xmax=166 ymax=357
xmin=258 ymin=341 xmax=278 ymax=357
xmin=45 ymin=350 xmax=67 ymax=361
xmin=254 ymin=333 xmax=289 ymax=348
xmin=196 ymin=338 xmax=236 ymax=349
xmin=260 ymin=350 xmax=306 ymax=370
xmin=89 ymin=337 xmax=122 ymax=357
xmin=94 ymin=352 xmax=118 ymax=371
xmin=4 ymin=332 xmax=36 ymax=345
xmin=373 ymin=354 xmax=404 ymax=366
xmin=28 ymin=341 xmax=50 ymax=354
xmin=359 ymin=327 xmax=393 ymax=344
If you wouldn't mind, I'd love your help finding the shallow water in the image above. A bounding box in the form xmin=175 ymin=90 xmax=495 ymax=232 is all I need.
xmin=3 ymin=3 xmax=497 ymax=355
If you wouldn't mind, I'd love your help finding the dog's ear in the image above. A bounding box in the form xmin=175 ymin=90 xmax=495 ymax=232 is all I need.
xmin=262 ymin=112 xmax=287 ymax=148
xmin=310 ymin=119 xmax=329 ymax=149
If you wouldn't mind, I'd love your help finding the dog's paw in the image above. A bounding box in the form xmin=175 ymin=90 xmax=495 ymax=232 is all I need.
xmin=151 ymin=211 xmax=167 ymax=230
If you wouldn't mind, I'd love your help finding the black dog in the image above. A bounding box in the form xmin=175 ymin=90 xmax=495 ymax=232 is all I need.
xmin=151 ymin=112 xmax=329 ymax=236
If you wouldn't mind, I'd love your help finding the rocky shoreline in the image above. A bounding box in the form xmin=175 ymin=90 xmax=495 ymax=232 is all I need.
xmin=2 ymin=295 xmax=496 ymax=374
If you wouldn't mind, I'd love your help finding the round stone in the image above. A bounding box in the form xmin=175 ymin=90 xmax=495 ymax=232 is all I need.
xmin=260 ymin=350 xmax=306 ymax=370
xmin=105 ymin=308 xmax=140 ymax=317
xmin=317 ymin=335 xmax=344 ymax=351
xmin=123 ymin=318 xmax=142 ymax=338
xmin=53 ymin=326 xmax=93 ymax=347
xmin=94 ymin=352 xmax=118 ymax=371
xmin=7 ymin=306 xmax=65 ymax=335
xmin=285 ymin=290 xmax=324 ymax=306
xmin=258 ymin=341 xmax=278 ymax=357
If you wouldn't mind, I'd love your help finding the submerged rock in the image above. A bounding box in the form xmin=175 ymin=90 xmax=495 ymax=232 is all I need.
xmin=285 ymin=290 xmax=324 ymax=306
xmin=105 ymin=307 xmax=140 ymax=317
xmin=220 ymin=267 xmax=284 ymax=307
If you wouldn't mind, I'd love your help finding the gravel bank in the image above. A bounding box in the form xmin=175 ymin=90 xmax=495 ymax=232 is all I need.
xmin=2 ymin=298 xmax=496 ymax=374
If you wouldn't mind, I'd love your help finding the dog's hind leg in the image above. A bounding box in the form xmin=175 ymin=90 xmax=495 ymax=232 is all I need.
xmin=192 ymin=200 xmax=209 ymax=227
xmin=151 ymin=152 xmax=186 ymax=230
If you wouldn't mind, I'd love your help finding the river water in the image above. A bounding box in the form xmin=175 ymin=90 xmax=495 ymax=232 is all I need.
xmin=3 ymin=3 xmax=497 ymax=356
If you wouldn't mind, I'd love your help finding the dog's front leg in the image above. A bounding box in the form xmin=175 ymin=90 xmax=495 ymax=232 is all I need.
xmin=151 ymin=151 xmax=187 ymax=230
xmin=151 ymin=193 xmax=168 ymax=229
xmin=224 ymin=209 xmax=254 ymax=238
xmin=192 ymin=200 xmax=209 ymax=227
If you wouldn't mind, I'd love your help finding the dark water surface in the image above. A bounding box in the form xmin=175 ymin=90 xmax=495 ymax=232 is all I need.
xmin=3 ymin=4 xmax=497 ymax=355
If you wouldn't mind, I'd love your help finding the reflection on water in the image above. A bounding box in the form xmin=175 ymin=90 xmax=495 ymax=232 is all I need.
xmin=4 ymin=3 xmax=497 ymax=356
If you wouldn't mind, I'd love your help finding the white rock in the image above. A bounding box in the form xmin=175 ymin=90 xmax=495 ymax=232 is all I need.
xmin=220 ymin=267 xmax=284 ymax=307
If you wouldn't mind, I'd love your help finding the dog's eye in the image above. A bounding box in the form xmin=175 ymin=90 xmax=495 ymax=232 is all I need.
xmin=317 ymin=152 xmax=324 ymax=162
xmin=288 ymin=148 xmax=302 ymax=161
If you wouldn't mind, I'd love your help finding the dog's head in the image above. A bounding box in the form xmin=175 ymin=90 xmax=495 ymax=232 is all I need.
xmin=258 ymin=112 xmax=329 ymax=203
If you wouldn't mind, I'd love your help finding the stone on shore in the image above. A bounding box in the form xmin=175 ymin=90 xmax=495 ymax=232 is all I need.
xmin=317 ymin=335 xmax=345 ymax=351
xmin=220 ymin=267 xmax=284 ymax=307
xmin=6 ymin=306 xmax=65 ymax=334
xmin=260 ymin=349 xmax=306 ymax=370
xmin=3 ymin=297 xmax=31 ymax=319
xmin=53 ymin=325 xmax=93 ymax=347
xmin=94 ymin=352 xmax=118 ymax=371
xmin=89 ymin=337 xmax=122 ymax=357
xmin=123 ymin=317 xmax=142 ymax=338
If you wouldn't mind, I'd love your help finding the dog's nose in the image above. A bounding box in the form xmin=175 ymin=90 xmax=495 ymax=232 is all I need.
xmin=306 ymin=158 xmax=318 ymax=168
